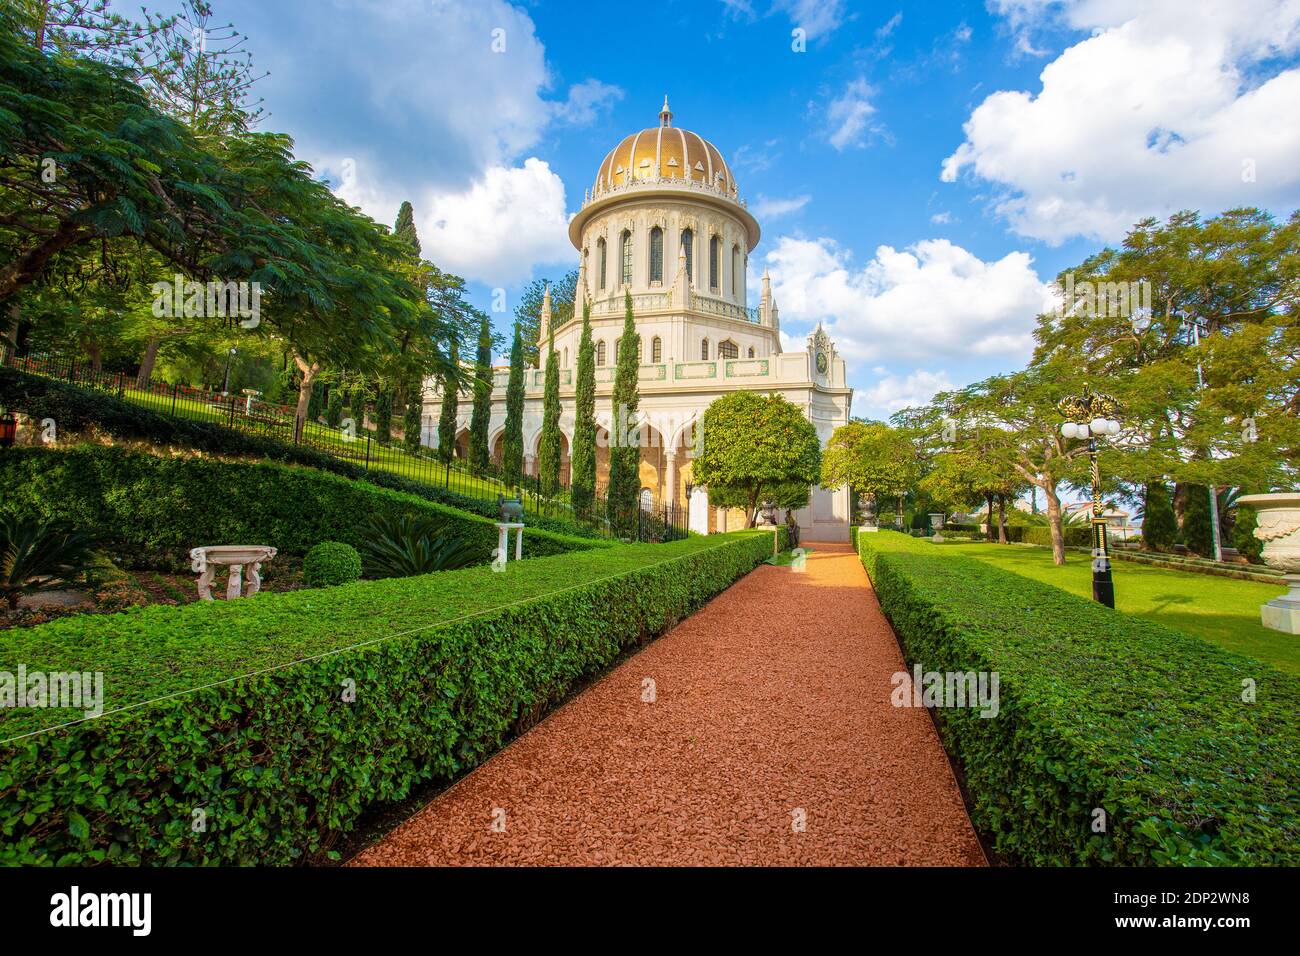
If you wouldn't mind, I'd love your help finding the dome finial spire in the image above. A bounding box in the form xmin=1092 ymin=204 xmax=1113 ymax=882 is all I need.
xmin=659 ymin=95 xmax=673 ymax=128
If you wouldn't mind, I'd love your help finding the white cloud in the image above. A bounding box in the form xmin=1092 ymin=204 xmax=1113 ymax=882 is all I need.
xmin=552 ymin=79 xmax=624 ymax=126
xmin=856 ymin=369 xmax=956 ymax=418
xmin=775 ymin=0 xmax=847 ymax=39
xmin=420 ymin=159 xmax=573 ymax=286
xmin=752 ymin=194 xmax=811 ymax=218
xmin=930 ymin=211 xmax=953 ymax=224
xmin=826 ymin=78 xmax=881 ymax=150
xmin=765 ymin=236 xmax=1055 ymax=362
xmin=876 ymin=12 xmax=903 ymax=39
xmin=944 ymin=0 xmax=1300 ymax=243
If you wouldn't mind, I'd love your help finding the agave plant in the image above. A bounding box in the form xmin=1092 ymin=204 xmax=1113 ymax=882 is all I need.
xmin=1 ymin=515 xmax=100 ymax=610
xmin=359 ymin=513 xmax=480 ymax=578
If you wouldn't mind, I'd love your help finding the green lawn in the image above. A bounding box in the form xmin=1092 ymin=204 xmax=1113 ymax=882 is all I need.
xmin=936 ymin=541 xmax=1299 ymax=674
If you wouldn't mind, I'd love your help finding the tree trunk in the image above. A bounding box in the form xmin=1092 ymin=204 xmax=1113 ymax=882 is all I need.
xmin=87 ymin=342 xmax=103 ymax=375
xmin=1044 ymin=482 xmax=1066 ymax=565
xmin=136 ymin=337 xmax=161 ymax=388
xmin=1172 ymin=481 xmax=1188 ymax=526
xmin=0 ymin=218 xmax=86 ymax=305
xmin=997 ymin=494 xmax=1008 ymax=544
xmin=985 ymin=493 xmax=995 ymax=542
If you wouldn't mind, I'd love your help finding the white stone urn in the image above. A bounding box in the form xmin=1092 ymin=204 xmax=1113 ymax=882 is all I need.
xmin=1237 ymin=493 xmax=1300 ymax=634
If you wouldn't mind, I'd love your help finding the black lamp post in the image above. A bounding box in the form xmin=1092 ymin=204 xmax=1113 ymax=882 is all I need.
xmin=1058 ymin=388 xmax=1122 ymax=608
xmin=0 ymin=410 xmax=16 ymax=448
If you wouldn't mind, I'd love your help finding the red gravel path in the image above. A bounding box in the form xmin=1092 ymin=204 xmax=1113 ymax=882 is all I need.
xmin=351 ymin=543 xmax=986 ymax=866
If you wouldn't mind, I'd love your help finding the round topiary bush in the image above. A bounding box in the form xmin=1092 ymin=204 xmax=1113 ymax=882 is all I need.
xmin=303 ymin=541 xmax=362 ymax=587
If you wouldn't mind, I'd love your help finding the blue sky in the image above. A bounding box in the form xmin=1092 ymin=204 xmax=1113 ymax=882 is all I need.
xmin=151 ymin=0 xmax=1300 ymax=418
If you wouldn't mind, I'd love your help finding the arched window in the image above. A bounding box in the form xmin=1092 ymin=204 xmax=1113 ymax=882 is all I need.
xmin=621 ymin=230 xmax=633 ymax=286
xmin=680 ymin=228 xmax=693 ymax=283
xmin=636 ymin=338 xmax=643 ymax=363
xmin=614 ymin=337 xmax=621 ymax=361
xmin=709 ymin=235 xmax=720 ymax=291
xmin=718 ymin=340 xmax=739 ymax=360
xmin=563 ymin=348 xmax=569 ymax=367
xmin=747 ymin=347 xmax=755 ymax=358
xmin=649 ymin=226 xmax=664 ymax=284
xmin=651 ymin=336 xmax=662 ymax=363
xmin=596 ymin=340 xmax=606 ymax=366
xmin=639 ymin=488 xmax=654 ymax=511
xmin=700 ymin=338 xmax=709 ymax=360
xmin=597 ymin=237 xmax=607 ymax=290
xmin=732 ymin=245 xmax=741 ymax=297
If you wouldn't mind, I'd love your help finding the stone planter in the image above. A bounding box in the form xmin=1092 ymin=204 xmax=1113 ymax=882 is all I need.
xmin=1237 ymin=493 xmax=1300 ymax=635
xmin=190 ymin=545 xmax=277 ymax=601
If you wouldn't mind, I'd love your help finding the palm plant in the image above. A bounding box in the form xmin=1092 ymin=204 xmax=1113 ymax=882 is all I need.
xmin=1 ymin=516 xmax=99 ymax=610
xmin=359 ymin=513 xmax=479 ymax=578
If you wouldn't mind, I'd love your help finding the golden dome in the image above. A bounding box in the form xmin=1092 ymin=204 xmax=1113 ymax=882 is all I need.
xmin=591 ymin=97 xmax=737 ymax=199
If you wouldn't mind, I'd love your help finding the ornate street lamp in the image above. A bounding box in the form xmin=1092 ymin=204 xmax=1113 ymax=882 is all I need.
xmin=0 ymin=410 xmax=16 ymax=448
xmin=1058 ymin=388 xmax=1122 ymax=608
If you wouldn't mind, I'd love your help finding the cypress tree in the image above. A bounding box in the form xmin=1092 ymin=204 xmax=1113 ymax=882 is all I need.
xmin=1181 ymin=484 xmax=1215 ymax=557
xmin=393 ymin=200 xmax=421 ymax=259
xmin=325 ymin=389 xmax=344 ymax=428
xmin=374 ymin=387 xmax=392 ymax=444
xmin=1233 ymin=503 xmax=1263 ymax=563
xmin=570 ymin=300 xmax=597 ymax=516
xmin=538 ymin=325 xmax=562 ymax=496
xmin=403 ymin=375 xmax=423 ymax=454
xmin=606 ymin=290 xmax=641 ymax=536
xmin=1141 ymin=480 xmax=1177 ymax=552
xmin=436 ymin=336 xmax=459 ymax=465
xmin=501 ymin=321 xmax=526 ymax=489
xmin=468 ymin=313 xmax=492 ymax=476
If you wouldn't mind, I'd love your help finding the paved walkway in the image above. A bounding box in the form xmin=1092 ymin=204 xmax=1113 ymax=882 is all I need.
xmin=352 ymin=543 xmax=985 ymax=866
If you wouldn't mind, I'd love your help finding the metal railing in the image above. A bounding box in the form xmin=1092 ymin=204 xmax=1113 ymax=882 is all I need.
xmin=6 ymin=352 xmax=691 ymax=543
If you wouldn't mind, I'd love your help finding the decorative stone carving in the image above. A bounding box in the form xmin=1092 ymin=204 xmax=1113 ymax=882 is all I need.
xmin=189 ymin=545 xmax=277 ymax=601
xmin=1238 ymin=493 xmax=1300 ymax=634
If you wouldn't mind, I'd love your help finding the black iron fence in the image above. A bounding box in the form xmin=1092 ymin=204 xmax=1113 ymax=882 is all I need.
xmin=5 ymin=352 xmax=691 ymax=542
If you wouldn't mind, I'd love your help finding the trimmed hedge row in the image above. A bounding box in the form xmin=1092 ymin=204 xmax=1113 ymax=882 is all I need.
xmin=1021 ymin=525 xmax=1091 ymax=548
xmin=0 ymin=530 xmax=778 ymax=864
xmin=0 ymin=366 xmax=601 ymax=540
xmin=0 ymin=445 xmax=603 ymax=569
xmin=857 ymin=531 xmax=1300 ymax=865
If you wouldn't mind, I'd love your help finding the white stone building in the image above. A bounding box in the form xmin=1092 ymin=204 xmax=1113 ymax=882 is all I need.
xmin=424 ymin=100 xmax=853 ymax=541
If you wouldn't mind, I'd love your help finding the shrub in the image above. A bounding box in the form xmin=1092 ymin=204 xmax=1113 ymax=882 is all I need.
xmin=1141 ymin=481 xmax=1177 ymax=552
xmin=0 ymin=531 xmax=776 ymax=864
xmin=1181 ymin=485 xmax=1216 ymax=557
xmin=857 ymin=531 xmax=1300 ymax=865
xmin=303 ymin=542 xmax=362 ymax=587
xmin=0 ymin=515 xmax=99 ymax=610
xmin=359 ymin=514 xmax=479 ymax=578
xmin=324 ymin=391 xmax=344 ymax=428
xmin=1021 ymin=525 xmax=1090 ymax=548
xmin=0 ymin=367 xmax=602 ymax=540
xmin=1233 ymin=504 xmax=1263 ymax=563
xmin=0 ymin=446 xmax=604 ymax=570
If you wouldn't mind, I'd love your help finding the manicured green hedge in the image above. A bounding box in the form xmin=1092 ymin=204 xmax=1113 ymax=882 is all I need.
xmin=0 ymin=367 xmax=601 ymax=540
xmin=857 ymin=531 xmax=1300 ymax=866
xmin=0 ymin=530 xmax=778 ymax=864
xmin=0 ymin=445 xmax=603 ymax=568
xmin=1021 ymin=525 xmax=1091 ymax=548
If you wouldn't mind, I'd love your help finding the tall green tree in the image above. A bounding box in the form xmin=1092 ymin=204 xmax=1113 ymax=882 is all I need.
xmin=393 ymin=200 xmax=420 ymax=259
xmin=1181 ymin=483 xmax=1216 ymax=557
xmin=467 ymin=312 xmax=492 ymax=476
xmin=515 ymin=269 xmax=577 ymax=366
xmin=606 ymin=291 xmax=641 ymax=534
xmin=693 ymin=391 xmax=823 ymax=525
xmin=570 ymin=300 xmax=597 ymax=516
xmin=501 ymin=321 xmax=526 ymax=489
xmin=436 ymin=335 xmax=459 ymax=465
xmin=538 ymin=325 xmax=562 ymax=496
xmin=822 ymin=420 xmax=919 ymax=528
xmin=373 ymin=387 xmax=392 ymax=444
xmin=1141 ymin=481 xmax=1177 ymax=552
xmin=403 ymin=375 xmax=423 ymax=454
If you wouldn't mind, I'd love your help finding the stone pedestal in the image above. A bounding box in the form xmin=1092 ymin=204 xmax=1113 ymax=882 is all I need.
xmin=1238 ymin=493 xmax=1300 ymax=635
xmin=494 ymin=522 xmax=525 ymax=565
xmin=190 ymin=545 xmax=277 ymax=601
